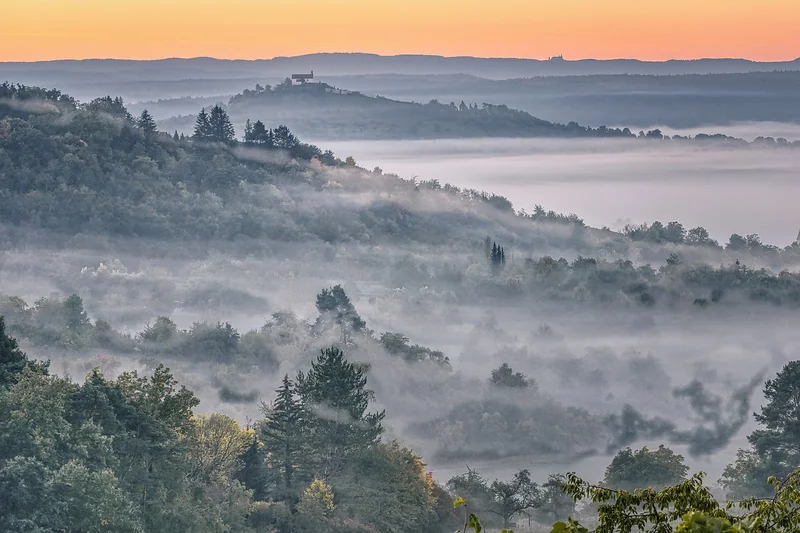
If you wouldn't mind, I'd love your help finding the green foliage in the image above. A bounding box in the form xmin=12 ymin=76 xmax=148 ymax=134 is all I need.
xmin=490 ymin=241 xmax=507 ymax=274
xmin=603 ymin=445 xmax=689 ymax=491
xmin=296 ymin=478 xmax=337 ymax=532
xmin=333 ymin=442 xmax=439 ymax=533
xmin=490 ymin=363 xmax=531 ymax=389
xmin=260 ymin=374 xmax=306 ymax=501
xmin=547 ymin=468 xmax=800 ymax=533
xmin=379 ymin=332 xmax=450 ymax=366
xmin=296 ymin=346 xmax=385 ymax=477
xmin=194 ymin=107 xmax=212 ymax=140
xmin=534 ymin=474 xmax=577 ymax=524
xmin=137 ymin=109 xmax=158 ymax=138
xmin=721 ymin=361 xmax=800 ymax=498
xmin=208 ymin=104 xmax=236 ymax=143
xmin=0 ymin=316 xmax=46 ymax=387
xmin=315 ymin=285 xmax=367 ymax=338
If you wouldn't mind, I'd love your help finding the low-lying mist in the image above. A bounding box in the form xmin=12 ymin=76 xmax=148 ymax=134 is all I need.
xmin=3 ymin=84 xmax=800 ymax=502
xmin=316 ymin=137 xmax=800 ymax=247
xmin=4 ymin=232 xmax=797 ymax=488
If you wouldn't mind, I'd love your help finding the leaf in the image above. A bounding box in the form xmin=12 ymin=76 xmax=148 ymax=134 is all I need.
xmin=467 ymin=513 xmax=482 ymax=533
xmin=453 ymin=497 xmax=466 ymax=509
xmin=500 ymin=530 xmax=514 ymax=533
xmin=549 ymin=522 xmax=568 ymax=533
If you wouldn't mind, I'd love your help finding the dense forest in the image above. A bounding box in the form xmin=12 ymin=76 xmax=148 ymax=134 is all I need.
xmin=2 ymin=81 xmax=800 ymax=313
xmin=3 ymin=284 xmax=800 ymax=532
xmin=3 ymin=81 xmax=800 ymax=532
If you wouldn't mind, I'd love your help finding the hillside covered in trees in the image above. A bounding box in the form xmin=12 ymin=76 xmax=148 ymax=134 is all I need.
xmin=156 ymin=79 xmax=632 ymax=141
xmin=3 ymin=79 xmax=800 ymax=533
xmin=3 ymin=282 xmax=800 ymax=532
xmin=2 ymin=81 xmax=800 ymax=312
xmin=143 ymin=77 xmax=800 ymax=145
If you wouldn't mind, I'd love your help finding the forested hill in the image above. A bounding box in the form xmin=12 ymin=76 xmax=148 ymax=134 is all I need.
xmin=0 ymin=81 xmax=557 ymax=245
xmin=153 ymin=80 xmax=800 ymax=144
xmin=158 ymin=80 xmax=634 ymax=141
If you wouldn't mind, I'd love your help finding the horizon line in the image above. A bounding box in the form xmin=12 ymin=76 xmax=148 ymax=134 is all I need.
xmin=2 ymin=52 xmax=800 ymax=65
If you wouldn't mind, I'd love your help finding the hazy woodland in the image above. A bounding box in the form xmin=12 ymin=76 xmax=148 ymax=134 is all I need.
xmin=2 ymin=55 xmax=800 ymax=533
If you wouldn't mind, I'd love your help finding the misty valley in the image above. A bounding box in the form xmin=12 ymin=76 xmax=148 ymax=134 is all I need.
xmin=2 ymin=65 xmax=800 ymax=533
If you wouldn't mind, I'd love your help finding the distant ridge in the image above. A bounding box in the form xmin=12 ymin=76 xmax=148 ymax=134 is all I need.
xmin=2 ymin=53 xmax=799 ymax=81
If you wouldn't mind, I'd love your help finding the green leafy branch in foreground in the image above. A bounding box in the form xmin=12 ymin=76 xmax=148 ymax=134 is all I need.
xmin=454 ymin=496 xmax=513 ymax=533
xmin=454 ymin=467 xmax=800 ymax=533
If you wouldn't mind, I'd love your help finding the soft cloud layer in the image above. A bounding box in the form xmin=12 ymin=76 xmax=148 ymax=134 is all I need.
xmin=320 ymin=138 xmax=800 ymax=246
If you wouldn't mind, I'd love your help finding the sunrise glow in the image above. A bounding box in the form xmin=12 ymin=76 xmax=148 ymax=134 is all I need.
xmin=2 ymin=0 xmax=798 ymax=62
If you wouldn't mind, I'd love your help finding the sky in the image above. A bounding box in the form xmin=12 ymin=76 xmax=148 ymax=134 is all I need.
xmin=1 ymin=0 xmax=798 ymax=62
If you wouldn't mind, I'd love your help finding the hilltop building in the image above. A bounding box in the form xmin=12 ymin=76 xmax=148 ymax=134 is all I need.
xmin=291 ymin=71 xmax=314 ymax=85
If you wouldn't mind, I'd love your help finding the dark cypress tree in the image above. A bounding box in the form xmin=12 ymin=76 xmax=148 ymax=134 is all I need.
xmin=490 ymin=241 xmax=506 ymax=275
xmin=296 ymin=347 xmax=385 ymax=478
xmin=0 ymin=317 xmax=46 ymax=387
xmin=193 ymin=108 xmax=211 ymax=140
xmin=261 ymin=374 xmax=305 ymax=501
xmin=173 ymin=130 xmax=179 ymax=141
xmin=243 ymin=118 xmax=253 ymax=143
xmin=236 ymin=433 xmax=270 ymax=501
xmin=137 ymin=109 xmax=158 ymax=138
xmin=208 ymin=105 xmax=235 ymax=143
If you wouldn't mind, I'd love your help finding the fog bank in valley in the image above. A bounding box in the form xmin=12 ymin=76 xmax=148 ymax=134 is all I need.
xmin=318 ymin=138 xmax=800 ymax=246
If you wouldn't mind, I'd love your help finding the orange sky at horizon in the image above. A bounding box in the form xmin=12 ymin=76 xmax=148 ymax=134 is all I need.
xmin=1 ymin=0 xmax=798 ymax=62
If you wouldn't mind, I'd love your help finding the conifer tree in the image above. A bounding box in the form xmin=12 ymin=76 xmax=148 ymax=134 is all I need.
xmin=489 ymin=241 xmax=506 ymax=275
xmin=261 ymin=374 xmax=305 ymax=500
xmin=296 ymin=347 xmax=385 ymax=478
xmin=235 ymin=433 xmax=270 ymax=501
xmin=273 ymin=124 xmax=297 ymax=149
xmin=173 ymin=130 xmax=179 ymax=141
xmin=193 ymin=108 xmax=211 ymax=140
xmin=63 ymin=294 xmax=90 ymax=334
xmin=137 ymin=109 xmax=157 ymax=138
xmin=252 ymin=120 xmax=268 ymax=145
xmin=243 ymin=118 xmax=253 ymax=143
xmin=208 ymin=105 xmax=235 ymax=143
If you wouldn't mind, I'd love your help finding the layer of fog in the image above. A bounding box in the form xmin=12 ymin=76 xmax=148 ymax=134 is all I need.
xmin=317 ymin=138 xmax=800 ymax=246
xmin=3 ymin=133 xmax=799 ymax=487
xmin=637 ymin=122 xmax=800 ymax=143
xmin=3 ymin=230 xmax=796 ymax=487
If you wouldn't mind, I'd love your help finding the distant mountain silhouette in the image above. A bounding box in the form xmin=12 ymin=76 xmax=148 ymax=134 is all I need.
xmin=1 ymin=53 xmax=798 ymax=84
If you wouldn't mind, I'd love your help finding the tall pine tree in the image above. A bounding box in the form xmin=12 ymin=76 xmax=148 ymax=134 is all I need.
xmin=208 ymin=105 xmax=235 ymax=143
xmin=252 ymin=120 xmax=269 ymax=145
xmin=261 ymin=374 xmax=306 ymax=502
xmin=193 ymin=108 xmax=211 ymax=140
xmin=236 ymin=433 xmax=270 ymax=501
xmin=137 ymin=109 xmax=157 ymax=138
xmin=295 ymin=347 xmax=384 ymax=479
